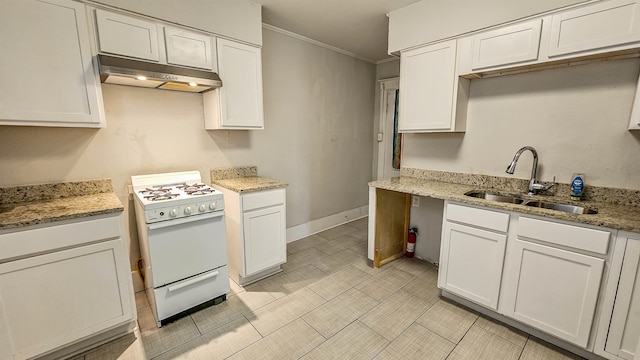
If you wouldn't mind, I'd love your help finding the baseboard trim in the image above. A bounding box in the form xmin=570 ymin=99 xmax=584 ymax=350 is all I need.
xmin=286 ymin=205 xmax=368 ymax=243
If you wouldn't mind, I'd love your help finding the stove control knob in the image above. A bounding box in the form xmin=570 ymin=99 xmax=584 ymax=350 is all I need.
xmin=198 ymin=204 xmax=206 ymax=212
xmin=184 ymin=207 xmax=192 ymax=215
xmin=209 ymin=202 xmax=217 ymax=210
xmin=169 ymin=209 xmax=177 ymax=217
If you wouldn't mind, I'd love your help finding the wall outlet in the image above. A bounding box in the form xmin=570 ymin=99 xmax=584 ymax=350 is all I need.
xmin=411 ymin=195 xmax=420 ymax=207
xmin=377 ymin=133 xmax=383 ymax=142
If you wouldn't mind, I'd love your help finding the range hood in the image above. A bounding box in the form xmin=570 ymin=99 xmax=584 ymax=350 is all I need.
xmin=98 ymin=54 xmax=222 ymax=93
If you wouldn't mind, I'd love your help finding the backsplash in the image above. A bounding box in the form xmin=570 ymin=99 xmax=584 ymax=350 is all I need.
xmin=210 ymin=166 xmax=258 ymax=181
xmin=0 ymin=179 xmax=114 ymax=205
xmin=401 ymin=168 xmax=640 ymax=207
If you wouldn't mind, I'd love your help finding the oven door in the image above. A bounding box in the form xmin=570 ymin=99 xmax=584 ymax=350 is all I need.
xmin=146 ymin=211 xmax=226 ymax=287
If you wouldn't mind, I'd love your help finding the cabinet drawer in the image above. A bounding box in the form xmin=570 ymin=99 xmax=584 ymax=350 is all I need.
xmin=517 ymin=217 xmax=610 ymax=254
xmin=446 ymin=203 xmax=510 ymax=232
xmin=242 ymin=189 xmax=285 ymax=212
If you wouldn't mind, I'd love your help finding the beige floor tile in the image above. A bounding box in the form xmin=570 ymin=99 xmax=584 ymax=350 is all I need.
xmin=520 ymin=337 xmax=586 ymax=360
xmin=374 ymin=323 xmax=455 ymax=360
xmin=349 ymin=241 xmax=368 ymax=255
xmin=301 ymin=321 xmax=389 ymax=360
xmin=313 ymin=238 xmax=354 ymax=255
xmin=228 ymin=319 xmax=325 ymax=360
xmin=349 ymin=218 xmax=368 ymax=230
xmin=256 ymin=264 xmax=328 ymax=299
xmin=191 ymin=290 xmax=276 ymax=334
xmin=153 ymin=317 xmax=262 ymax=360
xmin=312 ymin=248 xmax=367 ymax=274
xmin=316 ymin=224 xmax=357 ymax=241
xmin=360 ymin=290 xmax=433 ymax=341
xmin=137 ymin=306 xmax=157 ymax=332
xmin=281 ymin=247 xmax=328 ymax=272
xmin=401 ymin=269 xmax=441 ymax=303
xmin=228 ymin=278 xmax=245 ymax=297
xmin=302 ymin=288 xmax=378 ymax=338
xmin=391 ymin=257 xmax=435 ymax=277
xmin=474 ymin=315 xmax=528 ymax=347
xmin=355 ymin=266 xmax=416 ymax=301
xmin=139 ymin=316 xmax=201 ymax=359
xmin=134 ymin=291 xmax=149 ymax=310
xmin=287 ymin=235 xmax=330 ymax=254
xmin=247 ymin=287 xmax=326 ymax=336
xmin=84 ymin=331 xmax=145 ymax=360
xmin=307 ymin=265 xmax=371 ymax=300
xmin=351 ymin=258 xmax=388 ymax=276
xmin=447 ymin=325 xmax=523 ymax=360
xmin=347 ymin=227 xmax=368 ymax=241
xmin=416 ymin=299 xmax=478 ymax=344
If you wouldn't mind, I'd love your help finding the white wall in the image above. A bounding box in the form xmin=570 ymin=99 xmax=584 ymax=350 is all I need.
xmin=403 ymin=58 xmax=640 ymax=190
xmin=0 ymin=27 xmax=376 ymax=269
xmin=388 ymin=0 xmax=589 ymax=53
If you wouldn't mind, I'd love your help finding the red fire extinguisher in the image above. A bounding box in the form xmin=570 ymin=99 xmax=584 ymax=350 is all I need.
xmin=406 ymin=227 xmax=417 ymax=258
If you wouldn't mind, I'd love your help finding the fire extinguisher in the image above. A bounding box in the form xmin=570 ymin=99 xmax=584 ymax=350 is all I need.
xmin=406 ymin=227 xmax=417 ymax=258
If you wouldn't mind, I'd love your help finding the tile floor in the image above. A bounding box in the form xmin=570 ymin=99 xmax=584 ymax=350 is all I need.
xmin=75 ymin=218 xmax=587 ymax=360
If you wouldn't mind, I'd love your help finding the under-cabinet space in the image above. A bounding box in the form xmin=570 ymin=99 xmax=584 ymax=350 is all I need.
xmin=371 ymin=188 xmax=410 ymax=267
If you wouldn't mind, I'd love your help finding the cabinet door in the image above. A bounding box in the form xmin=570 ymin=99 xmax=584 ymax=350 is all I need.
xmin=605 ymin=234 xmax=640 ymax=359
xmin=214 ymin=38 xmax=264 ymax=129
xmin=0 ymin=0 xmax=104 ymax=127
xmin=242 ymin=205 xmax=286 ymax=276
xmin=164 ymin=27 xmax=215 ymax=70
xmin=548 ymin=0 xmax=640 ymax=57
xmin=439 ymin=222 xmax=507 ymax=310
xmin=0 ymin=240 xmax=133 ymax=360
xmin=504 ymin=239 xmax=604 ymax=347
xmin=628 ymin=73 xmax=640 ymax=131
xmin=399 ymin=40 xmax=457 ymax=132
xmin=95 ymin=8 xmax=160 ymax=61
xmin=471 ymin=19 xmax=542 ymax=70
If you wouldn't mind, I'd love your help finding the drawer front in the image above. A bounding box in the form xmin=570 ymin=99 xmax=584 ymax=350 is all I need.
xmin=446 ymin=203 xmax=510 ymax=232
xmin=0 ymin=215 xmax=122 ymax=262
xmin=242 ymin=188 xmax=285 ymax=212
xmin=518 ymin=217 xmax=610 ymax=254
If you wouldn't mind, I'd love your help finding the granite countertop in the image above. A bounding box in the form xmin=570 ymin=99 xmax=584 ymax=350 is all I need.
xmin=369 ymin=175 xmax=640 ymax=233
xmin=211 ymin=176 xmax=288 ymax=193
xmin=210 ymin=166 xmax=287 ymax=193
xmin=0 ymin=179 xmax=124 ymax=231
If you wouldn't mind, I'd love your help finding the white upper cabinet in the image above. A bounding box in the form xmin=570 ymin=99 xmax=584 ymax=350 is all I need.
xmin=164 ymin=27 xmax=215 ymax=70
xmin=547 ymin=0 xmax=640 ymax=58
xmin=399 ymin=39 xmax=469 ymax=132
xmin=95 ymin=8 xmax=160 ymax=61
xmin=204 ymin=38 xmax=264 ymax=130
xmin=470 ymin=19 xmax=543 ymax=71
xmin=0 ymin=0 xmax=104 ymax=127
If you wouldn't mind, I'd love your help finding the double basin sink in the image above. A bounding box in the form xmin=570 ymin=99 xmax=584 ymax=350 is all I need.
xmin=465 ymin=190 xmax=598 ymax=215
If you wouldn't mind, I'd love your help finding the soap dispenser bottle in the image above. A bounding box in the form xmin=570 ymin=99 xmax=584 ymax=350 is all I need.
xmin=570 ymin=173 xmax=585 ymax=201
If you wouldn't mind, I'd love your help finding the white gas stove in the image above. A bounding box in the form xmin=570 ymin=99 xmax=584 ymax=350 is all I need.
xmin=131 ymin=171 xmax=228 ymax=327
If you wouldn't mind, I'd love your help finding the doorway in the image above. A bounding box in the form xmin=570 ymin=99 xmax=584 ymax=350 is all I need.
xmin=376 ymin=77 xmax=401 ymax=180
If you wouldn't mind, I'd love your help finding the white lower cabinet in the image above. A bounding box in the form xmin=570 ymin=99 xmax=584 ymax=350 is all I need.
xmin=0 ymin=214 xmax=135 ymax=360
xmin=598 ymin=232 xmax=640 ymax=360
xmin=213 ymin=186 xmax=286 ymax=285
xmin=439 ymin=203 xmax=509 ymax=310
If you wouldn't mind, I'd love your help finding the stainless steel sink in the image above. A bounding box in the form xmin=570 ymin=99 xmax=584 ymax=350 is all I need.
xmin=464 ymin=191 xmax=525 ymax=204
xmin=464 ymin=190 xmax=598 ymax=215
xmin=523 ymin=200 xmax=598 ymax=214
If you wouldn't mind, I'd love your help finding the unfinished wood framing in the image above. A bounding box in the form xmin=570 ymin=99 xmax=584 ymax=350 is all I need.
xmin=374 ymin=188 xmax=411 ymax=268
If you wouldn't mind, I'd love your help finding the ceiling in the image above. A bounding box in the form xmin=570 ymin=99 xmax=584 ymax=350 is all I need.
xmin=253 ymin=0 xmax=421 ymax=63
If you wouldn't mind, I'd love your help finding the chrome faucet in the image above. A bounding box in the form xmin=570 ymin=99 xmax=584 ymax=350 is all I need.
xmin=506 ymin=146 xmax=553 ymax=195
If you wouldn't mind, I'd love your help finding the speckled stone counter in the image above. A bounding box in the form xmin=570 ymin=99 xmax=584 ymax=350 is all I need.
xmin=210 ymin=166 xmax=287 ymax=193
xmin=370 ymin=169 xmax=640 ymax=233
xmin=0 ymin=179 xmax=124 ymax=231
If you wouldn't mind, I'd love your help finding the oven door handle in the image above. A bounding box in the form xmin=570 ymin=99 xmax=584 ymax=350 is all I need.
xmin=167 ymin=270 xmax=220 ymax=292
xmin=147 ymin=211 xmax=224 ymax=230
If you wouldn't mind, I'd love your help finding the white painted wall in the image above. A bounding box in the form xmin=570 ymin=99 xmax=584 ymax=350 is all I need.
xmin=388 ymin=0 xmax=589 ymax=53
xmin=0 ymin=28 xmax=376 ymax=270
xmin=403 ymin=58 xmax=640 ymax=190
xmin=89 ymin=0 xmax=263 ymax=46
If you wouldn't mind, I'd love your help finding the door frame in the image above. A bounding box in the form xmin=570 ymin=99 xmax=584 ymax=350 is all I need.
xmin=376 ymin=77 xmax=400 ymax=180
